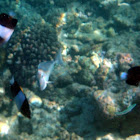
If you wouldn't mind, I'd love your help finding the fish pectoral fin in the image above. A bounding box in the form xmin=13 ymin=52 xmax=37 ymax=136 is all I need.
xmin=46 ymin=81 xmax=54 ymax=84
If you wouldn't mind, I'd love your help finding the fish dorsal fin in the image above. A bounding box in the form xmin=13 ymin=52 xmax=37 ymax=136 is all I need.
xmin=55 ymin=48 xmax=63 ymax=65
xmin=38 ymin=61 xmax=55 ymax=71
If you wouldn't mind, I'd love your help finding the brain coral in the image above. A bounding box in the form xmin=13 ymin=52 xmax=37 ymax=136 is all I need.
xmin=6 ymin=23 xmax=62 ymax=88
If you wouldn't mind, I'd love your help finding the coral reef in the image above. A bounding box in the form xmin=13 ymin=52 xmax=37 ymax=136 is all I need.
xmin=93 ymin=90 xmax=117 ymax=118
xmin=116 ymin=53 xmax=134 ymax=77
xmin=6 ymin=22 xmax=62 ymax=88
xmin=60 ymin=96 xmax=97 ymax=138
xmin=0 ymin=0 xmax=140 ymax=139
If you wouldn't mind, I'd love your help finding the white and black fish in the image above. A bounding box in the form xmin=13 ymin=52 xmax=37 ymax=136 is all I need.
xmin=37 ymin=48 xmax=63 ymax=91
xmin=10 ymin=77 xmax=31 ymax=119
xmin=0 ymin=13 xmax=17 ymax=45
xmin=120 ymin=66 xmax=140 ymax=86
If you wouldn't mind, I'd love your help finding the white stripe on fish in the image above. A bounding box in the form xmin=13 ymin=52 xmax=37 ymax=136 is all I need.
xmin=0 ymin=25 xmax=14 ymax=42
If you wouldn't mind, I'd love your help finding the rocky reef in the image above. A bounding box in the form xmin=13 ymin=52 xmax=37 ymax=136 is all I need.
xmin=0 ymin=0 xmax=140 ymax=140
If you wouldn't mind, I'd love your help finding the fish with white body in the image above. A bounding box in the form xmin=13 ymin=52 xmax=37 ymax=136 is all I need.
xmin=0 ymin=13 xmax=17 ymax=45
xmin=37 ymin=48 xmax=63 ymax=91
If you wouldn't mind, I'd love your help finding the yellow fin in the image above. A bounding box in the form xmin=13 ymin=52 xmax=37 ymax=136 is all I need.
xmin=20 ymin=86 xmax=23 ymax=92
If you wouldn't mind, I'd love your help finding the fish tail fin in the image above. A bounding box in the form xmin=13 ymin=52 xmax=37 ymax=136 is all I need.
xmin=55 ymin=48 xmax=63 ymax=65
xmin=10 ymin=76 xmax=14 ymax=85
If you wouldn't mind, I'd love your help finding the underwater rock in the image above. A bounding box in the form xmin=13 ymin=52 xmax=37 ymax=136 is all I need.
xmin=68 ymin=45 xmax=80 ymax=56
xmin=60 ymin=97 xmax=96 ymax=138
xmin=103 ymin=31 xmax=138 ymax=59
xmin=58 ymin=128 xmax=84 ymax=140
xmin=112 ymin=4 xmax=135 ymax=30
xmin=74 ymin=28 xmax=106 ymax=43
xmin=55 ymin=73 xmax=73 ymax=88
xmin=0 ymin=122 xmax=10 ymax=136
xmin=121 ymin=88 xmax=138 ymax=106
xmin=119 ymin=115 xmax=140 ymax=137
xmin=93 ymin=58 xmax=115 ymax=90
xmin=107 ymin=27 xmax=116 ymax=37
xmin=116 ymin=53 xmax=134 ymax=72
xmin=43 ymin=99 xmax=64 ymax=112
xmin=69 ymin=43 xmax=96 ymax=57
xmin=70 ymin=132 xmax=84 ymax=140
xmin=74 ymin=56 xmax=95 ymax=85
xmin=113 ymin=14 xmax=134 ymax=28
xmin=32 ymin=108 xmax=61 ymax=138
xmin=78 ymin=22 xmax=93 ymax=33
xmin=65 ymin=83 xmax=91 ymax=98
xmin=96 ymin=133 xmax=119 ymax=140
xmin=18 ymin=117 xmax=32 ymax=134
xmin=8 ymin=115 xmax=19 ymax=135
xmin=0 ymin=89 xmax=11 ymax=117
xmin=29 ymin=95 xmax=42 ymax=108
xmin=90 ymin=52 xmax=106 ymax=68
xmin=126 ymin=134 xmax=140 ymax=140
xmin=0 ymin=88 xmax=5 ymax=96
xmin=101 ymin=0 xmax=118 ymax=8
xmin=93 ymin=90 xmax=117 ymax=118
xmin=93 ymin=29 xmax=107 ymax=42
xmin=53 ymin=66 xmax=74 ymax=88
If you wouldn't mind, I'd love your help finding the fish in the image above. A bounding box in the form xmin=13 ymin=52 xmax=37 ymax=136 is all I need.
xmin=120 ymin=66 xmax=140 ymax=86
xmin=0 ymin=13 xmax=18 ymax=45
xmin=115 ymin=104 xmax=136 ymax=116
xmin=10 ymin=77 xmax=31 ymax=119
xmin=37 ymin=48 xmax=63 ymax=91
